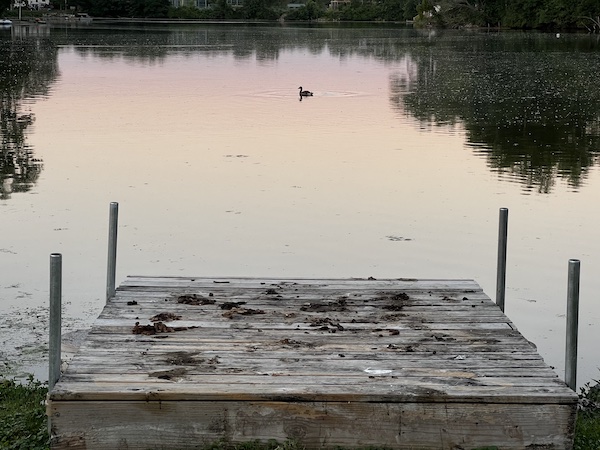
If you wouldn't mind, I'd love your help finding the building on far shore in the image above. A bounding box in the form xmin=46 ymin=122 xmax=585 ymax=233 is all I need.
xmin=328 ymin=0 xmax=350 ymax=9
xmin=12 ymin=0 xmax=51 ymax=10
xmin=171 ymin=0 xmax=244 ymax=7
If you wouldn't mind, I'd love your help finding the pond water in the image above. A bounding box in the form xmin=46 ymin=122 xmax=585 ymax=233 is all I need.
xmin=1 ymin=22 xmax=599 ymax=387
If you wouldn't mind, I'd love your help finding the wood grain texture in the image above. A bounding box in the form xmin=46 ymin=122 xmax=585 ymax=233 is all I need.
xmin=48 ymin=276 xmax=577 ymax=449
xmin=49 ymin=400 xmax=576 ymax=450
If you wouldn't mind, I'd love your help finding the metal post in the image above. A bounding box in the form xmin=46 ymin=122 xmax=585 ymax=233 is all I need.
xmin=565 ymin=259 xmax=580 ymax=391
xmin=106 ymin=202 xmax=119 ymax=303
xmin=496 ymin=207 xmax=508 ymax=312
xmin=49 ymin=253 xmax=62 ymax=391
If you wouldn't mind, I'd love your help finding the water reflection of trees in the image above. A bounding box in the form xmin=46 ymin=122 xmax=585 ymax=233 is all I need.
xmin=0 ymin=39 xmax=58 ymax=200
xmin=69 ymin=24 xmax=419 ymax=63
xmin=35 ymin=25 xmax=600 ymax=193
xmin=389 ymin=33 xmax=600 ymax=193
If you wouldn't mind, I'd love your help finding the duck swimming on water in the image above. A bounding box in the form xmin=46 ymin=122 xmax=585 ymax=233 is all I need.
xmin=298 ymin=87 xmax=313 ymax=97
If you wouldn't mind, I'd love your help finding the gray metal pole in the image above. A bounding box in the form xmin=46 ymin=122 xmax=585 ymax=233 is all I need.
xmin=49 ymin=253 xmax=62 ymax=391
xmin=106 ymin=202 xmax=119 ymax=303
xmin=496 ymin=207 xmax=508 ymax=312
xmin=565 ymin=259 xmax=580 ymax=391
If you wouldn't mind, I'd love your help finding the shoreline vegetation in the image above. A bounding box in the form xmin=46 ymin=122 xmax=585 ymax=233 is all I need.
xmin=3 ymin=0 xmax=600 ymax=32
xmin=1 ymin=374 xmax=598 ymax=450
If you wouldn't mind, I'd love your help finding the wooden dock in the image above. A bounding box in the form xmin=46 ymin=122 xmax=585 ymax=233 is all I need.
xmin=47 ymin=276 xmax=577 ymax=449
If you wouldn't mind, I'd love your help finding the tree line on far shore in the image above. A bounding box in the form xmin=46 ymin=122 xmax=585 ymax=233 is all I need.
xmin=415 ymin=0 xmax=600 ymax=31
xmin=2 ymin=0 xmax=600 ymax=31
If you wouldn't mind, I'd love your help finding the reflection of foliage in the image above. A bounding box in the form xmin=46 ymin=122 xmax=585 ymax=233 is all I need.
xmin=391 ymin=33 xmax=600 ymax=193
xmin=68 ymin=24 xmax=411 ymax=64
xmin=0 ymin=112 xmax=41 ymax=200
xmin=1 ymin=40 xmax=57 ymax=200
xmin=5 ymin=26 xmax=598 ymax=196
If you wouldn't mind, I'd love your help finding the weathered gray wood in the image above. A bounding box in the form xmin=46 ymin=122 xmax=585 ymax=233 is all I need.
xmin=49 ymin=400 xmax=576 ymax=450
xmin=49 ymin=378 xmax=579 ymax=405
xmin=120 ymin=276 xmax=481 ymax=288
xmin=48 ymin=277 xmax=577 ymax=449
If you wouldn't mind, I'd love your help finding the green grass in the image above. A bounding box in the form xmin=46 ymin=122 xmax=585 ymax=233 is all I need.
xmin=1 ymin=375 xmax=599 ymax=450
xmin=0 ymin=376 xmax=49 ymax=450
xmin=574 ymin=378 xmax=600 ymax=450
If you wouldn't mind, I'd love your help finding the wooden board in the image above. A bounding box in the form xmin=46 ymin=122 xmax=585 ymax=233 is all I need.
xmin=48 ymin=276 xmax=577 ymax=449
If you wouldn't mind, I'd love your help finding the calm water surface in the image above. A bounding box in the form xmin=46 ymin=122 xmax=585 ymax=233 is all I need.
xmin=1 ymin=23 xmax=599 ymax=386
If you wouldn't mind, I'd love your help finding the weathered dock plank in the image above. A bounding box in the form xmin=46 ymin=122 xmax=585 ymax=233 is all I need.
xmin=48 ymin=277 xmax=577 ymax=449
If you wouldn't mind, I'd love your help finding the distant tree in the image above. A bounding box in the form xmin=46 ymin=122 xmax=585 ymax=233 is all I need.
xmin=445 ymin=0 xmax=486 ymax=26
xmin=576 ymin=0 xmax=600 ymax=32
xmin=415 ymin=0 xmax=486 ymax=27
xmin=0 ymin=0 xmax=12 ymax=16
xmin=241 ymin=0 xmax=278 ymax=19
xmin=381 ymin=0 xmax=407 ymax=21
xmin=577 ymin=0 xmax=600 ymax=19
xmin=287 ymin=0 xmax=325 ymax=20
xmin=1 ymin=40 xmax=56 ymax=199
xmin=212 ymin=0 xmax=236 ymax=19
xmin=84 ymin=0 xmax=128 ymax=17
xmin=502 ymin=0 xmax=542 ymax=28
xmin=48 ymin=0 xmax=61 ymax=9
xmin=70 ymin=0 xmax=96 ymax=13
xmin=415 ymin=0 xmax=442 ymax=26
xmin=579 ymin=15 xmax=600 ymax=32
xmin=168 ymin=5 xmax=203 ymax=18
xmin=127 ymin=0 xmax=170 ymax=17
xmin=147 ymin=0 xmax=172 ymax=16
xmin=304 ymin=0 xmax=320 ymax=20
xmin=408 ymin=0 xmax=600 ymax=30
xmin=403 ymin=0 xmax=418 ymax=20
xmin=535 ymin=0 xmax=573 ymax=29
xmin=480 ymin=0 xmax=504 ymax=26
xmin=334 ymin=0 xmax=381 ymax=20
